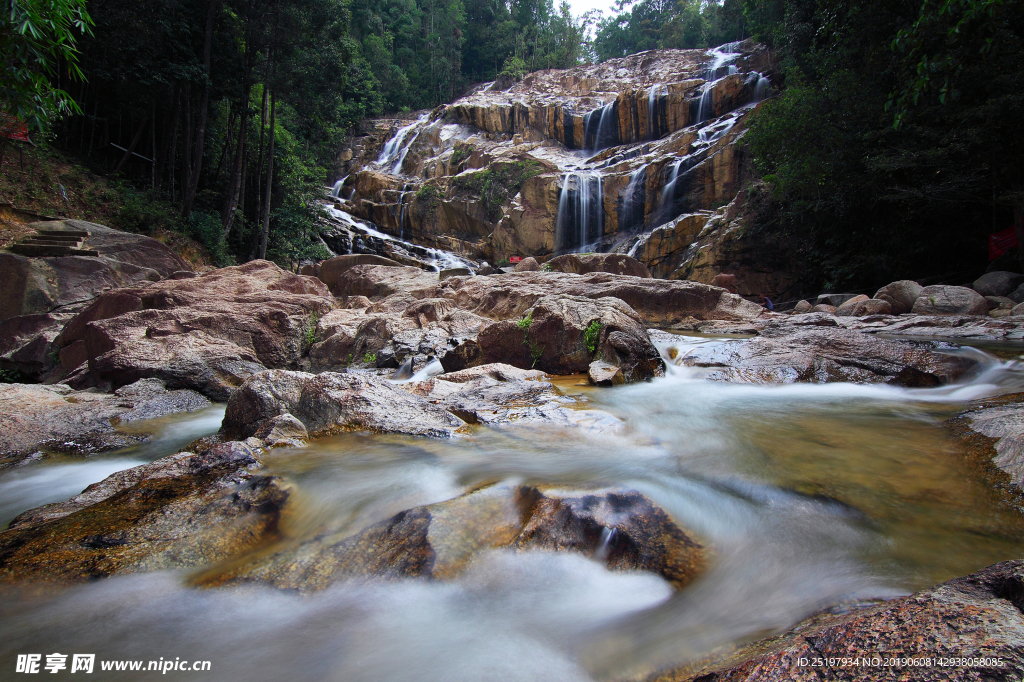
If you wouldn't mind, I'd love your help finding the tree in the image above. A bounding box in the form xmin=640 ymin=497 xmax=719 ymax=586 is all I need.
xmin=0 ymin=0 xmax=93 ymax=132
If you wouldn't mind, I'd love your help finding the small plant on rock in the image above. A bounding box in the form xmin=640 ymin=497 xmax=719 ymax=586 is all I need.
xmin=585 ymin=320 xmax=601 ymax=354
xmin=516 ymin=311 xmax=533 ymax=330
xmin=364 ymin=351 xmax=378 ymax=364
xmin=303 ymin=311 xmax=319 ymax=351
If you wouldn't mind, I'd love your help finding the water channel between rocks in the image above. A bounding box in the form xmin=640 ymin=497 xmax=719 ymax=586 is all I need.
xmin=1 ymin=336 xmax=1023 ymax=681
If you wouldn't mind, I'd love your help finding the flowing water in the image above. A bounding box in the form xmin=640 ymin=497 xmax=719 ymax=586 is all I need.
xmin=2 ymin=341 xmax=1024 ymax=681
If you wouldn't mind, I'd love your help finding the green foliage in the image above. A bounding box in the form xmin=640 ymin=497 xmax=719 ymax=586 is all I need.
xmin=363 ymin=351 xmax=377 ymax=364
xmin=0 ymin=368 xmax=27 ymax=384
xmin=416 ymin=182 xmax=443 ymax=207
xmin=186 ymin=211 xmax=232 ymax=266
xmin=593 ymin=0 xmax=745 ymax=60
xmin=0 ymin=0 xmax=93 ymax=133
xmin=303 ymin=311 xmax=319 ymax=350
xmin=453 ymin=161 xmax=542 ymax=221
xmin=516 ymin=311 xmax=533 ymax=330
xmin=540 ymin=262 xmax=555 ymax=272
xmin=584 ymin=320 xmax=600 ymax=354
xmin=450 ymin=145 xmax=471 ymax=168
xmin=116 ymin=188 xmax=179 ymax=235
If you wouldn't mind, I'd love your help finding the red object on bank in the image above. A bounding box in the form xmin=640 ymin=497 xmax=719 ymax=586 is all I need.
xmin=990 ymin=225 xmax=1020 ymax=261
xmin=0 ymin=114 xmax=30 ymax=143
xmin=509 ymin=256 xmax=522 ymax=263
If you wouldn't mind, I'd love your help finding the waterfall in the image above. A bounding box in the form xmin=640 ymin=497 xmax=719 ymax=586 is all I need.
xmin=753 ymin=74 xmax=771 ymax=103
xmin=377 ymin=114 xmax=429 ymax=174
xmin=620 ymin=165 xmax=647 ymax=233
xmin=657 ymin=153 xmax=702 ymax=225
xmin=647 ymin=85 xmax=666 ymax=140
xmin=397 ymin=184 xmax=411 ymax=241
xmin=330 ymin=176 xmax=347 ymax=198
xmin=696 ymin=43 xmax=742 ymax=124
xmin=556 ymin=171 xmax=604 ymax=252
xmin=584 ymin=102 xmax=616 ymax=152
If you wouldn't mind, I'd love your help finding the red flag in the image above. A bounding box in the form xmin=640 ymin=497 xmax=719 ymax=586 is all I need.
xmin=0 ymin=113 xmax=29 ymax=143
xmin=990 ymin=226 xmax=1020 ymax=261
xmin=509 ymin=256 xmax=522 ymax=263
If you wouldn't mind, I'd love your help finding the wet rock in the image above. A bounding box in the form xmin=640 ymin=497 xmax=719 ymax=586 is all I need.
xmin=793 ymin=300 xmax=813 ymax=314
xmin=589 ymin=360 xmax=625 ymax=386
xmin=547 ymin=253 xmax=652 ymax=278
xmin=53 ymin=260 xmax=334 ymax=399
xmin=514 ymin=257 xmax=541 ymax=272
xmin=0 ymin=378 xmax=211 ymax=468
xmin=0 ymin=441 xmax=288 ymax=582
xmin=835 ymin=313 xmax=1024 ymax=341
xmin=0 ymin=308 xmax=82 ymax=378
xmin=436 ymin=378 xmax=616 ymax=429
xmin=657 ymin=560 xmax=1024 ymax=682
xmin=477 ymin=294 xmax=664 ymax=382
xmin=317 ymin=254 xmax=402 ymax=295
xmin=428 ymin=271 xmax=766 ymax=327
xmin=208 ymin=485 xmax=705 ymax=592
xmin=849 ymin=298 xmax=893 ymax=317
xmin=678 ymin=324 xmax=974 ymax=385
xmin=834 ymin=294 xmax=869 ymax=316
xmin=810 ymin=304 xmax=836 ymax=314
xmin=439 ymin=338 xmax=484 ymax=372
xmin=222 ymin=370 xmax=465 ymax=441
xmin=874 ymin=279 xmax=924 ymax=314
xmin=912 ymin=285 xmax=988 ymax=316
xmin=439 ymin=267 xmax=471 ymax=280
xmin=973 ymin=270 xmax=1024 ymax=298
xmin=0 ymin=221 xmax=188 ymax=323
xmin=440 ymin=363 xmax=546 ymax=383
xmin=253 ymin=413 xmax=308 ymax=448
xmin=951 ymin=397 xmax=1024 ymax=494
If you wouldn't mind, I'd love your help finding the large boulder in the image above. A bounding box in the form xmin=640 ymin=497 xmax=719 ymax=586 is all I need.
xmin=792 ymin=300 xmax=813 ymax=314
xmin=221 ymin=370 xmax=466 ymax=440
xmin=333 ymin=264 xmax=441 ymax=300
xmin=546 ymin=253 xmax=652 ymax=278
xmin=834 ymin=294 xmax=869 ymax=316
xmin=973 ymin=270 xmax=1024 ymax=297
xmin=205 ymin=485 xmax=706 ymax=592
xmin=912 ymin=285 xmax=988 ymax=316
xmin=477 ymin=295 xmax=664 ymax=382
xmin=318 ymin=254 xmax=401 ymax=295
xmin=874 ymin=279 xmax=924 ymax=314
xmin=0 ymin=378 xmax=210 ymax=468
xmin=657 ymin=560 xmax=1024 ymax=682
xmin=850 ymin=298 xmax=893 ymax=316
xmin=675 ymin=324 xmax=975 ymax=386
xmin=51 ymin=260 xmax=334 ymax=399
xmin=0 ymin=441 xmax=288 ymax=582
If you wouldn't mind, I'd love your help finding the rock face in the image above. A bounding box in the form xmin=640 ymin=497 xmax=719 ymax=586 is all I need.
xmin=0 ymin=378 xmax=210 ymax=468
xmin=317 ymin=254 xmax=401 ymax=294
xmin=547 ymin=253 xmax=652 ymax=278
xmin=477 ymin=295 xmax=664 ymax=381
xmin=675 ymin=324 xmax=974 ymax=385
xmin=51 ymin=260 xmax=334 ymax=400
xmin=912 ymin=285 xmax=988 ymax=316
xmin=874 ymin=279 xmax=924 ymax=314
xmin=329 ymin=41 xmax=775 ymax=279
xmin=0 ymin=221 xmax=192 ymax=379
xmin=222 ymin=370 xmax=466 ymax=440
xmin=655 ymin=560 xmax=1024 ymax=682
xmin=206 ymin=485 xmax=706 ymax=592
xmin=0 ymin=441 xmax=288 ymax=582
xmin=973 ymin=271 xmax=1024 ymax=297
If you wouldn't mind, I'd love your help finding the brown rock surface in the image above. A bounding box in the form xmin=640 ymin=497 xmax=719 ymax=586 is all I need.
xmin=912 ymin=285 xmax=988 ymax=316
xmin=221 ymin=370 xmax=466 ymax=440
xmin=0 ymin=378 xmax=210 ymax=468
xmin=834 ymin=294 xmax=869 ymax=316
xmin=652 ymin=560 xmax=1024 ymax=682
xmin=52 ymin=260 xmax=333 ymax=399
xmin=547 ymin=253 xmax=651 ymax=278
xmin=0 ymin=441 xmax=288 ymax=582
xmin=317 ymin=254 xmax=401 ymax=294
xmin=677 ymin=324 xmax=974 ymax=385
xmin=207 ymin=485 xmax=706 ymax=592
xmin=874 ymin=279 xmax=924 ymax=315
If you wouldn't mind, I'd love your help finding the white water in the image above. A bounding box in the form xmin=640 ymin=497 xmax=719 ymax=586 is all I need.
xmin=584 ymin=102 xmax=616 ymax=152
xmin=0 ymin=405 xmax=225 ymax=529
xmin=2 ymin=343 xmax=1023 ymax=679
xmin=556 ymin=171 xmax=604 ymax=252
xmin=620 ymin=165 xmax=647 ymax=233
xmin=696 ymin=43 xmax=742 ymax=124
xmin=377 ymin=114 xmax=430 ymax=175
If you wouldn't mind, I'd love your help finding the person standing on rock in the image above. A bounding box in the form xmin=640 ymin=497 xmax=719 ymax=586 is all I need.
xmin=760 ymin=293 xmax=774 ymax=310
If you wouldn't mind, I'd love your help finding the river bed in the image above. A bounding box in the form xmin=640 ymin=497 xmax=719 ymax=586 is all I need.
xmin=1 ymin=339 xmax=1022 ymax=681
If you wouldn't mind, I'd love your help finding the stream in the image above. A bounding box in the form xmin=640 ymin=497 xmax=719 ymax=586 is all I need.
xmin=1 ymin=339 xmax=1023 ymax=681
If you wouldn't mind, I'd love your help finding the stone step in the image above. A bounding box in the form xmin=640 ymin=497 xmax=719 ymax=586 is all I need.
xmin=21 ymin=239 xmax=84 ymax=248
xmin=26 ymin=234 xmax=83 ymax=243
xmin=37 ymin=229 xmax=89 ymax=238
xmin=9 ymin=244 xmax=99 ymax=258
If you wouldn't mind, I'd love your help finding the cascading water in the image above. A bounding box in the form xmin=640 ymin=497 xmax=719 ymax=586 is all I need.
xmin=584 ymin=102 xmax=617 ymax=153
xmin=555 ymin=171 xmax=604 ymax=252
xmin=377 ymin=114 xmax=430 ymax=175
xmin=647 ymin=84 xmax=667 ymax=140
xmin=620 ymin=165 xmax=647 ymax=234
xmin=330 ymin=175 xmax=348 ymax=198
xmin=696 ymin=43 xmax=742 ymax=124
xmin=656 ymin=152 xmax=702 ymax=225
xmin=753 ymin=74 xmax=771 ymax=103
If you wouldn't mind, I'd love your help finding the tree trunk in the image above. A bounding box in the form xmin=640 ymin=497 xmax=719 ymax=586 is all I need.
xmin=258 ymin=89 xmax=276 ymax=260
xmin=221 ymin=102 xmax=249 ymax=238
xmin=111 ymin=113 xmax=149 ymax=176
xmin=181 ymin=84 xmax=192 ymax=207
xmin=181 ymin=0 xmax=220 ymax=218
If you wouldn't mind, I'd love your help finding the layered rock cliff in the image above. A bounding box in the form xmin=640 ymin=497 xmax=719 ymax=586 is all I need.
xmin=330 ymin=41 xmax=779 ymax=288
